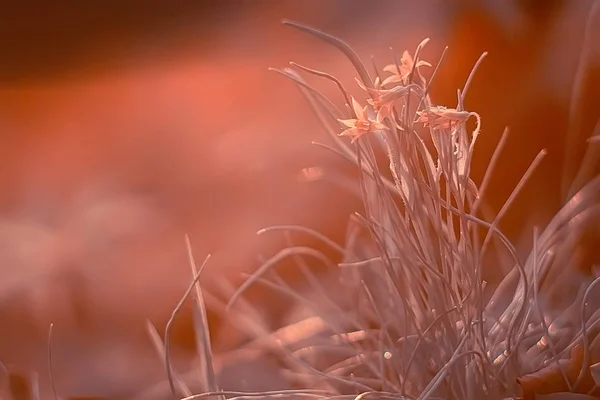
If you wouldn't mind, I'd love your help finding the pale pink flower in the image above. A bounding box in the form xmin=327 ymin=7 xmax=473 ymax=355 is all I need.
xmin=382 ymin=50 xmax=432 ymax=86
xmin=337 ymin=97 xmax=387 ymax=143
xmin=356 ymin=77 xmax=416 ymax=123
xmin=416 ymin=106 xmax=473 ymax=129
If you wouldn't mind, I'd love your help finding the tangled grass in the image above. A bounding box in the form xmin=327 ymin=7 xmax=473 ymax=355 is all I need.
xmin=218 ymin=6 xmax=600 ymax=400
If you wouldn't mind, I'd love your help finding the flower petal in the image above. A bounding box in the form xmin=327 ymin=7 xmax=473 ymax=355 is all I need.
xmin=382 ymin=64 xmax=400 ymax=74
xmin=374 ymin=103 xmax=395 ymax=123
xmin=338 ymin=127 xmax=362 ymax=139
xmin=350 ymin=97 xmax=365 ymax=119
xmin=381 ymin=75 xmax=403 ymax=87
xmin=338 ymin=118 xmax=357 ymax=128
xmin=415 ymin=111 xmax=431 ymax=123
xmin=371 ymin=121 xmax=388 ymax=131
xmin=439 ymin=109 xmax=472 ymax=122
xmin=401 ymin=50 xmax=414 ymax=68
xmin=373 ymin=76 xmax=381 ymax=88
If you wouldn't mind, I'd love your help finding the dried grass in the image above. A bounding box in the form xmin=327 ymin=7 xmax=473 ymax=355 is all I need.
xmin=218 ymin=4 xmax=600 ymax=399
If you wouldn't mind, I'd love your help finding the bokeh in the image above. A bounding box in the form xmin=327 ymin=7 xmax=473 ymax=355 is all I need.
xmin=0 ymin=1 xmax=597 ymax=397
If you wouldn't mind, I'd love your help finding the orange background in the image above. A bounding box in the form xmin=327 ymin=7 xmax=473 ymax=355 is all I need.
xmin=0 ymin=1 xmax=597 ymax=397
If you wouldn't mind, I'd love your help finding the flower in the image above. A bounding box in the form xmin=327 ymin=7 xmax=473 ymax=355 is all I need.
xmin=416 ymin=106 xmax=473 ymax=129
xmin=356 ymin=78 xmax=418 ymax=123
xmin=382 ymin=50 xmax=432 ymax=86
xmin=337 ymin=97 xmax=387 ymax=143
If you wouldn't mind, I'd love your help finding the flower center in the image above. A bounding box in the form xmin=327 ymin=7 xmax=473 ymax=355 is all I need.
xmin=356 ymin=120 xmax=371 ymax=132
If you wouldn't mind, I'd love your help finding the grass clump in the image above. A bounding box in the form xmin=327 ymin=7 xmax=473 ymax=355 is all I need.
xmin=224 ymin=10 xmax=600 ymax=400
xmin=30 ymin=6 xmax=597 ymax=400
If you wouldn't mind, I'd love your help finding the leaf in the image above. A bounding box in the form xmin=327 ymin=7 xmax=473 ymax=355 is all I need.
xmin=517 ymin=359 xmax=573 ymax=399
xmin=517 ymin=345 xmax=598 ymax=399
xmin=590 ymin=361 xmax=600 ymax=385
xmin=282 ymin=20 xmax=374 ymax=91
xmin=537 ymin=394 xmax=597 ymax=400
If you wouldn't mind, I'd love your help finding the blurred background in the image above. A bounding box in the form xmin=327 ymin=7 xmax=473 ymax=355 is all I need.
xmin=0 ymin=0 xmax=598 ymax=398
